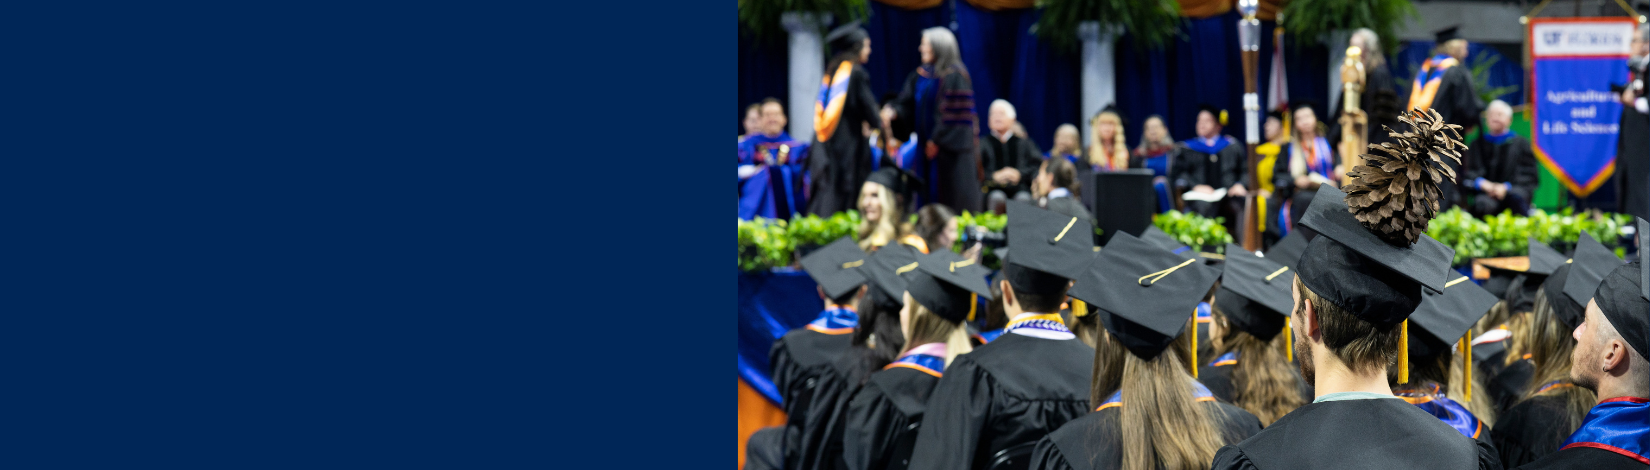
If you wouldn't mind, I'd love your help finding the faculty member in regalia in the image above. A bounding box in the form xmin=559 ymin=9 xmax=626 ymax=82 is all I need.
xmin=809 ymin=22 xmax=887 ymax=217
xmin=1032 ymin=232 xmax=1261 ymax=470
xmin=906 ymin=202 xmax=1096 ymax=470
xmin=885 ymin=27 xmax=981 ymax=214
xmin=1173 ymin=105 xmax=1249 ymax=236
xmin=1462 ymin=100 xmax=1537 ymax=218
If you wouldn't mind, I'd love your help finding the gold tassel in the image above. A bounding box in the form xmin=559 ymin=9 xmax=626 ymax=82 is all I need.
xmin=1072 ymin=300 xmax=1088 ymax=318
xmin=1191 ymin=315 xmax=1199 ymax=378
xmin=1398 ymin=320 xmax=1409 ymax=384
xmin=967 ymin=293 xmax=978 ymax=322
xmin=1462 ymin=333 xmax=1472 ymax=402
xmin=1284 ymin=318 xmax=1293 ymax=363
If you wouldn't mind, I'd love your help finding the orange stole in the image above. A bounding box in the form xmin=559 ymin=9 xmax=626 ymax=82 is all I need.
xmin=738 ymin=378 xmax=787 ymax=470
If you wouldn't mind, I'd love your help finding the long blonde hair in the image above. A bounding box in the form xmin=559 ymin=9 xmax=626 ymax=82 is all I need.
xmin=1088 ymin=111 xmax=1128 ymax=170
xmin=905 ymin=302 xmax=973 ymax=365
xmin=1517 ymin=288 xmax=1595 ymax=433
xmin=856 ymin=181 xmax=912 ymax=251
xmin=1092 ymin=323 xmax=1225 ymax=470
xmin=1210 ymin=307 xmax=1307 ymax=426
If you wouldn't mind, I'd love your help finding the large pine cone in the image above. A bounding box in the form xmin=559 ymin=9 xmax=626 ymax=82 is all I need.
xmin=1343 ymin=108 xmax=1465 ymax=245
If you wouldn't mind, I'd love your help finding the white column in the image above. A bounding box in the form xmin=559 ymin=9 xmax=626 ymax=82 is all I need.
xmin=782 ymin=12 xmax=831 ymax=142
xmin=1326 ymin=30 xmax=1351 ymax=116
xmin=1078 ymin=22 xmax=1116 ymax=146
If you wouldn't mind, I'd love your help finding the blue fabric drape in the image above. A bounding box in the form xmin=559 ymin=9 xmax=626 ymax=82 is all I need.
xmin=1391 ymin=42 xmax=1524 ymax=107
xmin=863 ymin=3 xmax=948 ymax=103
xmin=736 ymin=269 xmax=823 ymax=404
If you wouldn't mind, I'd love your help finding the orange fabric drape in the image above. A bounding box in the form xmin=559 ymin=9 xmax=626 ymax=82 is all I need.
xmin=1177 ymin=0 xmax=1286 ymax=19
xmin=738 ymin=379 xmax=788 ymax=470
xmin=962 ymin=0 xmax=1035 ymax=11
xmin=875 ymin=0 xmax=945 ymax=9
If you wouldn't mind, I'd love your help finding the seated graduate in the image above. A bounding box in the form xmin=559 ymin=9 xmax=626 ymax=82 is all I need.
xmin=1173 ymin=104 xmax=1249 ymax=234
xmin=1391 ymin=269 xmax=1501 ymax=447
xmin=1212 ymin=109 xmax=1500 ymax=469
xmin=1266 ymin=102 xmax=1340 ymax=241
xmin=798 ymin=243 xmax=924 ymax=470
xmin=981 ymin=99 xmax=1043 ymax=212
xmin=1137 ymin=225 xmax=1220 ymax=360
xmin=1496 ymin=235 xmax=1630 ymax=468
xmin=740 ymin=98 xmax=812 ymax=220
xmin=1462 ymin=100 xmax=1538 ymax=218
xmin=1032 ymin=158 xmax=1093 ymax=227
xmin=1132 ymin=115 xmax=1179 ymax=213
xmin=857 ymin=161 xmax=926 ymax=252
xmin=907 ymin=201 xmax=1097 ymax=470
xmin=1514 ymin=261 xmax=1648 ymax=470
xmin=1198 ymin=245 xmax=1311 ymax=425
xmin=841 ymin=248 xmax=991 ymax=470
xmin=747 ymin=238 xmax=871 ymax=470
xmin=1032 ymin=232 xmax=1261 ymax=470
xmin=1476 ymin=239 xmax=1568 ymax=415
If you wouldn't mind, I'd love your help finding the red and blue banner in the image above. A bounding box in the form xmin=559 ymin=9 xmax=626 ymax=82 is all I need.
xmin=1529 ymin=18 xmax=1636 ymax=196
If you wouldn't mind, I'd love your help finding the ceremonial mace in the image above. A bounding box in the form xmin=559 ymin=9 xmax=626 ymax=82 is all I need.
xmin=1339 ymin=46 xmax=1368 ymax=186
xmin=1238 ymin=0 xmax=1262 ymax=251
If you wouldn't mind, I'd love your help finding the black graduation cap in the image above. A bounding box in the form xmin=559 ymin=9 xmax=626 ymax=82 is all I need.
xmin=799 ymin=236 xmax=870 ymax=299
xmin=1542 ymin=263 xmax=1586 ymax=330
xmin=1197 ymin=103 xmax=1228 ymax=127
xmin=1593 ymin=262 xmax=1648 ymax=360
xmin=1408 ymin=273 xmax=1500 ymax=358
xmin=906 ymin=250 xmax=993 ymax=323
xmin=863 ymin=244 xmax=921 ymax=310
xmin=826 ymin=21 xmax=869 ymax=55
xmin=1638 ymin=217 xmax=1648 ymax=302
xmin=1004 ymin=200 xmax=1095 ymax=290
xmin=1263 ymin=230 xmax=1308 ymax=271
xmin=1528 ymin=238 xmax=1567 ymax=275
xmin=1142 ymin=225 xmax=1194 ymax=257
xmin=1069 ymin=232 xmax=1222 ymax=359
xmin=1296 ymin=186 xmax=1455 ymax=326
xmin=1214 ymin=244 xmax=1295 ymax=341
xmin=866 ymin=156 xmax=926 ymax=201
xmin=1435 ymin=25 xmax=1462 ymax=44
xmin=1562 ymin=232 xmax=1625 ymax=312
xmin=1478 ymin=238 xmax=1566 ymax=313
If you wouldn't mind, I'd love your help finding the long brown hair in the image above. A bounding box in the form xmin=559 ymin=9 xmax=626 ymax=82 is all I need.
xmin=1518 ymin=288 xmax=1595 ymax=432
xmin=1091 ymin=322 xmax=1224 ymax=470
xmin=1210 ymin=307 xmax=1306 ymax=426
xmin=904 ymin=302 xmax=973 ymax=366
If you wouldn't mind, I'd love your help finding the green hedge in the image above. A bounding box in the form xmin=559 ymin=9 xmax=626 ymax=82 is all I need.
xmin=1427 ymin=207 xmax=1634 ymax=265
xmin=1153 ymin=211 xmax=1233 ymax=252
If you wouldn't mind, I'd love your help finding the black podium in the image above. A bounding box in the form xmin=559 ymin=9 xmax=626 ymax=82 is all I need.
xmin=1092 ymin=169 xmax=1157 ymax=246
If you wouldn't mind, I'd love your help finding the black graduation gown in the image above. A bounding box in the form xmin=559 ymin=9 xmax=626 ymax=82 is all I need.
xmin=981 ymin=134 xmax=1042 ymax=197
xmin=1513 ymin=445 xmax=1648 ymax=470
xmin=810 ymin=63 xmax=884 ymax=217
xmin=1028 ymin=400 xmax=1262 ymax=470
xmin=893 ymin=67 xmax=981 ymax=214
xmin=1616 ymin=104 xmax=1650 ymax=220
xmin=1266 ymin=142 xmax=1339 ymax=238
xmin=1463 ymin=134 xmax=1539 ymax=217
xmin=843 ymin=366 xmax=942 ymax=470
xmin=1493 ymin=394 xmax=1585 ymax=468
xmin=1210 ymin=398 xmax=1502 ymax=470
xmin=1430 ymin=65 xmax=1484 ymax=131
xmin=1330 ymin=63 xmax=1402 ymax=149
xmin=768 ymin=328 xmax=856 ymax=469
xmin=801 ymin=347 xmax=888 ymax=470
xmin=1196 ymin=357 xmax=1313 ymax=406
xmin=1172 ymin=138 xmax=1248 ymax=192
xmin=906 ymin=332 xmax=1095 ymax=470
xmin=1488 ymin=358 xmax=1536 ymax=416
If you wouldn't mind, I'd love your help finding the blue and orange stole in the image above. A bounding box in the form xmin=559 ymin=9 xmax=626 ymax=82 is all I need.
xmin=884 ymin=343 xmax=948 ymax=377
xmin=1209 ymin=351 xmax=1239 ymax=367
xmin=1098 ymin=382 xmax=1217 ymax=411
xmin=1560 ymin=397 xmax=1650 ymax=464
xmin=814 ymin=61 xmax=855 ymax=142
xmin=738 ymin=133 xmax=810 ymax=220
xmin=804 ymin=306 xmax=859 ymax=335
xmin=1183 ymin=136 xmax=1234 ymax=156
xmin=1409 ymin=54 xmax=1460 ymax=111
xmin=1396 ymin=383 xmax=1487 ymax=440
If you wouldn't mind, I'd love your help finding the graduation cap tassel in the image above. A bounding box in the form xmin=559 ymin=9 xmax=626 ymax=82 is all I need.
xmin=1191 ymin=315 xmax=1199 ymax=378
xmin=967 ymin=293 xmax=978 ymax=323
xmin=1284 ymin=318 xmax=1293 ymax=363
xmin=1072 ymin=300 xmax=1087 ymax=318
xmin=1461 ymin=333 xmax=1472 ymax=402
xmin=1398 ymin=320 xmax=1410 ymax=384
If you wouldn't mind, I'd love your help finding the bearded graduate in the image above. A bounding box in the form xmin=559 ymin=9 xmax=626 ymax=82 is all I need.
xmin=1492 ymin=234 xmax=1621 ymax=467
xmin=809 ymin=22 xmax=888 ymax=217
xmin=1514 ymin=260 xmax=1648 ymax=470
xmin=1391 ymin=268 xmax=1501 ymax=448
xmin=906 ymin=201 xmax=1097 ymax=470
xmin=1198 ymin=245 xmax=1311 ymax=426
xmin=746 ymin=238 xmax=870 ymax=470
xmin=1029 ymin=232 xmax=1261 ymax=470
xmin=841 ymin=249 xmax=991 ymax=470
xmin=1211 ymin=109 xmax=1501 ymax=469
xmin=796 ymin=243 xmax=926 ymax=470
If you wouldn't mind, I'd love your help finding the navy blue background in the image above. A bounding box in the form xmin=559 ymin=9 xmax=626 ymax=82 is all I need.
xmin=3 ymin=2 xmax=704 ymax=467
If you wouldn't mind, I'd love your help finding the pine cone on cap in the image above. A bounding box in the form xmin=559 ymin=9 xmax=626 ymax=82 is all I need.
xmin=1344 ymin=108 xmax=1465 ymax=245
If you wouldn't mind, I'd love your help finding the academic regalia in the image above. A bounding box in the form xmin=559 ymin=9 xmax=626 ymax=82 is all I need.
xmin=907 ymin=202 xmax=1095 ymax=470
xmin=1196 ymin=351 xmax=1314 ymax=405
xmin=1029 ymin=384 xmax=1262 ymax=470
xmin=1395 ymin=383 xmax=1494 ymax=447
xmin=1514 ymin=397 xmax=1650 ymax=469
xmin=740 ymin=133 xmax=812 ymax=220
xmin=808 ymin=25 xmax=884 ymax=217
xmin=1198 ymin=246 xmax=1313 ymax=404
xmin=1462 ymin=131 xmax=1538 ymax=217
xmin=1047 ymin=230 xmax=1249 ymax=470
xmin=1409 ymin=28 xmax=1483 ymax=130
xmin=843 ymin=347 xmax=945 ymax=470
xmin=1488 ymin=357 xmax=1536 ymax=416
xmin=1268 ymin=135 xmax=1337 ymax=239
xmin=1131 ymin=142 xmax=1177 ymax=213
xmin=1329 ymin=57 xmax=1401 ymax=149
xmin=1615 ymin=56 xmax=1650 ymax=220
xmin=761 ymin=238 xmax=870 ymax=469
xmin=1174 ymin=125 xmax=1247 ymax=232
xmin=981 ymin=133 xmax=1042 ymax=198
xmin=1214 ymin=185 xmax=1499 ymax=469
xmin=1493 ymin=382 xmax=1588 ymax=467
xmin=892 ymin=65 xmax=981 ymax=214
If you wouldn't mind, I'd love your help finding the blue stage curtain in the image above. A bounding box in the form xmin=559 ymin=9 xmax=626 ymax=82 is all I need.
xmin=953 ymin=2 xmax=1082 ymax=151
xmin=738 ymin=30 xmax=790 ymax=135
xmin=736 ymin=269 xmax=824 ymax=404
xmin=1391 ymin=42 xmax=1524 ymax=107
xmin=863 ymin=2 xmax=948 ymax=103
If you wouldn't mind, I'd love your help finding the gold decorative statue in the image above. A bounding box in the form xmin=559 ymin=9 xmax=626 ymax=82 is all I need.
xmin=1338 ymin=45 xmax=1368 ymax=185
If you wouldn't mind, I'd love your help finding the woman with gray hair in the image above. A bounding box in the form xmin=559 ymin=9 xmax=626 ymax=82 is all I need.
xmin=1328 ymin=28 xmax=1401 ymax=149
xmin=884 ymin=27 xmax=982 ymax=213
